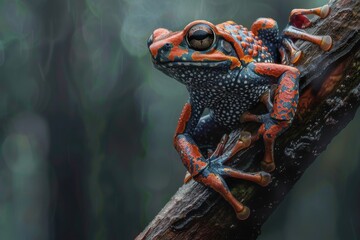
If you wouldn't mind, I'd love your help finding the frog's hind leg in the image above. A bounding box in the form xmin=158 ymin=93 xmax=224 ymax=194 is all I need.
xmin=242 ymin=63 xmax=300 ymax=172
xmin=283 ymin=4 xmax=332 ymax=64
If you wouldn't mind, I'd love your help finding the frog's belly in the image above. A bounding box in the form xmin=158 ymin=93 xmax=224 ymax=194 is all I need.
xmin=211 ymin=85 xmax=269 ymax=128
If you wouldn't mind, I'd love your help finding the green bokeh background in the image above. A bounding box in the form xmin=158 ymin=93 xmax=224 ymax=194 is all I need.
xmin=0 ymin=0 xmax=359 ymax=239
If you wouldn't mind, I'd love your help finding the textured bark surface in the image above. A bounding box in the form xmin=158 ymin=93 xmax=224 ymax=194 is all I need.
xmin=136 ymin=1 xmax=360 ymax=239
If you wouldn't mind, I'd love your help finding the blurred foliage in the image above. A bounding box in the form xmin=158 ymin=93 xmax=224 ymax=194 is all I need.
xmin=0 ymin=0 xmax=358 ymax=239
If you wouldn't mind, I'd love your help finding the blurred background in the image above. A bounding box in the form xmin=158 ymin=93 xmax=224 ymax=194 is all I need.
xmin=0 ymin=0 xmax=358 ymax=239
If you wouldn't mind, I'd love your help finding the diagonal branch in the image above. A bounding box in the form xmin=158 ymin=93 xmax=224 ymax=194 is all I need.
xmin=136 ymin=1 xmax=360 ymax=239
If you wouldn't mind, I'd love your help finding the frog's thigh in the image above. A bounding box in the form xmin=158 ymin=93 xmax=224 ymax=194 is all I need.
xmin=252 ymin=62 xmax=300 ymax=121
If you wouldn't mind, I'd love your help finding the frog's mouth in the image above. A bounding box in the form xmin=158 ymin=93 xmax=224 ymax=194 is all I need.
xmin=154 ymin=60 xmax=231 ymax=69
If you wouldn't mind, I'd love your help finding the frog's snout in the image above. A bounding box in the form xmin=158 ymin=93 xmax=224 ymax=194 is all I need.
xmin=148 ymin=28 xmax=173 ymax=61
xmin=148 ymin=28 xmax=171 ymax=48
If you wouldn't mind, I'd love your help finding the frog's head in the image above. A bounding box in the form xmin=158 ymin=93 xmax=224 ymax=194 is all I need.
xmin=148 ymin=20 xmax=242 ymax=87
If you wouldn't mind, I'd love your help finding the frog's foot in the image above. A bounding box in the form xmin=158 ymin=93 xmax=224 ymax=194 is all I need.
xmin=184 ymin=134 xmax=229 ymax=184
xmin=282 ymin=4 xmax=332 ymax=64
xmin=194 ymin=167 xmax=251 ymax=220
xmin=194 ymin=155 xmax=272 ymax=220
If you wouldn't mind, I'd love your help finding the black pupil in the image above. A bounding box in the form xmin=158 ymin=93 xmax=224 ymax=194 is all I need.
xmin=189 ymin=30 xmax=213 ymax=41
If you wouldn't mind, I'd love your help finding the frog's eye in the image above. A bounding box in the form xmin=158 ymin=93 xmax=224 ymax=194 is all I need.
xmin=186 ymin=24 xmax=215 ymax=51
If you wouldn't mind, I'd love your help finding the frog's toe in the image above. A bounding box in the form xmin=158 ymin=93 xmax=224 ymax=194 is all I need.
xmin=320 ymin=35 xmax=332 ymax=51
xmin=184 ymin=171 xmax=192 ymax=184
xmin=319 ymin=4 xmax=330 ymax=18
xmin=259 ymin=171 xmax=272 ymax=187
xmin=240 ymin=131 xmax=252 ymax=147
xmin=290 ymin=49 xmax=302 ymax=64
xmin=236 ymin=206 xmax=250 ymax=220
xmin=261 ymin=161 xmax=276 ymax=173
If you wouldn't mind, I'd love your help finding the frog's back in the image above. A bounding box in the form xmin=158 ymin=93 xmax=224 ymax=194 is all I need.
xmin=216 ymin=21 xmax=275 ymax=64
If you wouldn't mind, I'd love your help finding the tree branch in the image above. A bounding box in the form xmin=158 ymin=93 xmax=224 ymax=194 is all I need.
xmin=136 ymin=1 xmax=360 ymax=239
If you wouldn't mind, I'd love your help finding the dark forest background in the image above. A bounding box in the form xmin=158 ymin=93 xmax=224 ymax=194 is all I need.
xmin=0 ymin=0 xmax=359 ymax=239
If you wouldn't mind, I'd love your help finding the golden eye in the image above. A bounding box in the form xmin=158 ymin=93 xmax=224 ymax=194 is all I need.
xmin=186 ymin=24 xmax=215 ymax=51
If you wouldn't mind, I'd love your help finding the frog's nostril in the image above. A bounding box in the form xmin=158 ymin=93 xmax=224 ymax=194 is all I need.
xmin=147 ymin=34 xmax=153 ymax=47
xmin=164 ymin=43 xmax=171 ymax=49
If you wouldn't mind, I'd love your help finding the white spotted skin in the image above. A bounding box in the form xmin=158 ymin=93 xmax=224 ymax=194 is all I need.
xmin=156 ymin=62 xmax=272 ymax=129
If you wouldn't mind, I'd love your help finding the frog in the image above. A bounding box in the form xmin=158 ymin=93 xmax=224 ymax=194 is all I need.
xmin=147 ymin=4 xmax=332 ymax=220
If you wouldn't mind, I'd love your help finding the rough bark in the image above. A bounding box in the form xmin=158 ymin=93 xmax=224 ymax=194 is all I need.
xmin=137 ymin=0 xmax=360 ymax=239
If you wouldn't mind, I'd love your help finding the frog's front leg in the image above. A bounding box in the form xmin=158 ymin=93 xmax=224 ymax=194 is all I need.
xmin=242 ymin=63 xmax=300 ymax=172
xmin=174 ymin=102 xmax=271 ymax=220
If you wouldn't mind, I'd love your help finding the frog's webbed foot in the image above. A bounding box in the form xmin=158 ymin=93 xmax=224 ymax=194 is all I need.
xmin=282 ymin=4 xmax=332 ymax=64
xmin=183 ymin=132 xmax=252 ymax=183
xmin=184 ymin=131 xmax=271 ymax=220
xmin=184 ymin=134 xmax=229 ymax=183
xmin=193 ymin=136 xmax=271 ymax=220
xmin=241 ymin=113 xmax=290 ymax=172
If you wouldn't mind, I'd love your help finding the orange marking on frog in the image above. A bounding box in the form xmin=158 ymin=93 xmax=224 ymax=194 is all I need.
xmin=251 ymin=18 xmax=277 ymax=36
xmin=175 ymin=136 xmax=208 ymax=175
xmin=168 ymin=46 xmax=189 ymax=61
xmin=241 ymin=55 xmax=254 ymax=64
xmin=255 ymin=63 xmax=299 ymax=78
xmin=246 ymin=37 xmax=254 ymax=43
xmin=175 ymin=103 xmax=191 ymax=136
xmin=216 ymin=28 xmax=245 ymax=59
xmin=241 ymin=42 xmax=248 ymax=48
xmin=149 ymin=30 xmax=185 ymax=59
xmin=192 ymin=50 xmax=241 ymax=69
